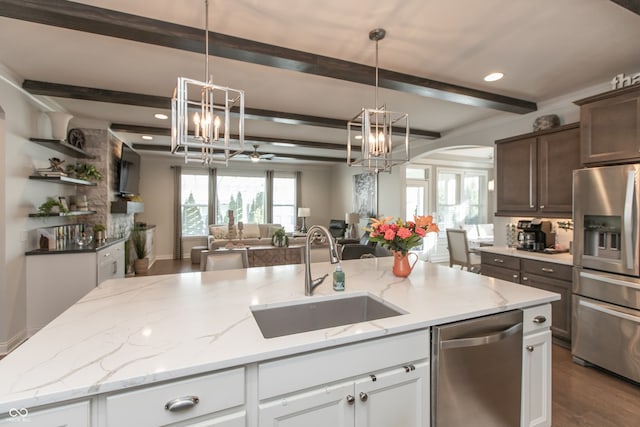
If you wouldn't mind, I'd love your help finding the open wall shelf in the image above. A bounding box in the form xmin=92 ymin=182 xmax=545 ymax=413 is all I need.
xmin=29 ymin=138 xmax=95 ymax=159
xmin=28 ymin=210 xmax=97 ymax=218
xmin=28 ymin=175 xmax=97 ymax=186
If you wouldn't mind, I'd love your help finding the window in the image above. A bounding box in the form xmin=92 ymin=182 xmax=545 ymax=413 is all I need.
xmin=405 ymin=167 xmax=430 ymax=221
xmin=216 ymin=175 xmax=265 ymax=224
xmin=181 ymin=172 xmax=209 ymax=236
xmin=273 ymin=174 xmax=297 ymax=231
xmin=180 ymin=171 xmax=299 ymax=236
xmin=436 ymin=168 xmax=487 ymax=230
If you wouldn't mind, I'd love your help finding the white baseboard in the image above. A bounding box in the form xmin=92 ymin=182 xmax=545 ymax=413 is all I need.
xmin=0 ymin=329 xmax=28 ymax=356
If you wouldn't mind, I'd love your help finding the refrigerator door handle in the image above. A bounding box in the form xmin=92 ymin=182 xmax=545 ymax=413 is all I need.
xmin=579 ymin=298 xmax=640 ymax=324
xmin=580 ymin=270 xmax=640 ymax=291
xmin=624 ymin=171 xmax=635 ymax=270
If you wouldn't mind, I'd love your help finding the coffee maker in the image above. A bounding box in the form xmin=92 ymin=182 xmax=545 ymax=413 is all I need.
xmin=517 ymin=219 xmax=554 ymax=251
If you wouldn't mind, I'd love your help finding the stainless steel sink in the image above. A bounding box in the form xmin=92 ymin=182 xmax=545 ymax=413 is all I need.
xmin=251 ymin=293 xmax=406 ymax=338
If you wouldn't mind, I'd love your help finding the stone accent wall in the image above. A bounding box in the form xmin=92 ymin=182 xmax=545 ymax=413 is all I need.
xmin=79 ymin=129 xmax=134 ymax=239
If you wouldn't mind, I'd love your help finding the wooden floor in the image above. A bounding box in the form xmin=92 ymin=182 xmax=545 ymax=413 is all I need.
xmin=147 ymin=259 xmax=640 ymax=426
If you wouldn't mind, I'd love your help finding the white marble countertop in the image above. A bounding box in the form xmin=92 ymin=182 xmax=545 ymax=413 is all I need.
xmin=479 ymin=246 xmax=574 ymax=265
xmin=0 ymin=258 xmax=559 ymax=412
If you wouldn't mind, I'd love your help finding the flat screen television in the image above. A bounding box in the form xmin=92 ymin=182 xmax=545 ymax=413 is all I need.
xmin=115 ymin=144 xmax=141 ymax=196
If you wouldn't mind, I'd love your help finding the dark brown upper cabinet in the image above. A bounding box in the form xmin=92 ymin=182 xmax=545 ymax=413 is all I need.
xmin=575 ymin=85 xmax=640 ymax=166
xmin=495 ymin=123 xmax=580 ymax=217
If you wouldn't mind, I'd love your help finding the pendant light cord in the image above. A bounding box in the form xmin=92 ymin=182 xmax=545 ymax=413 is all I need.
xmin=374 ymin=39 xmax=379 ymax=109
xmin=204 ymin=0 xmax=209 ymax=82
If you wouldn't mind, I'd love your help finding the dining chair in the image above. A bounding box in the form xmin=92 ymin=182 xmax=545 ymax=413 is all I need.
xmin=200 ymin=249 xmax=249 ymax=271
xmin=446 ymin=228 xmax=481 ymax=273
xmin=340 ymin=244 xmax=377 ymax=260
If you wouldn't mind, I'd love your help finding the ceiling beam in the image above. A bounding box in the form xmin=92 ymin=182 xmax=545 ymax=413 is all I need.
xmin=133 ymin=144 xmax=349 ymax=163
xmin=2 ymin=0 xmax=537 ymax=114
xmin=110 ymin=123 xmax=350 ymax=151
xmin=24 ymin=80 xmax=441 ymax=139
xmin=610 ymin=0 xmax=640 ymax=15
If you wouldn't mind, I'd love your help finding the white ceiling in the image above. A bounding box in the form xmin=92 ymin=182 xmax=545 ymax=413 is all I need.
xmin=1 ymin=0 xmax=639 ymax=164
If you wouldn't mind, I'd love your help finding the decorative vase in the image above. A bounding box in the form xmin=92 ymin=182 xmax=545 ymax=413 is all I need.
xmin=392 ymin=251 xmax=418 ymax=278
xmin=46 ymin=112 xmax=73 ymax=140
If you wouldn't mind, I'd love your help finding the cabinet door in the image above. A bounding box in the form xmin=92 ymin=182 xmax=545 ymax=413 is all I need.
xmin=184 ymin=411 xmax=246 ymax=427
xmin=97 ymin=242 xmax=125 ymax=284
xmin=354 ymin=362 xmax=429 ymax=427
xmin=259 ymin=381 xmax=354 ymax=427
xmin=580 ymin=89 xmax=640 ymax=165
xmin=0 ymin=401 xmax=91 ymax=426
xmin=521 ymin=330 xmax=552 ymax=427
xmin=538 ymin=126 xmax=580 ymax=214
xmin=496 ymin=137 xmax=538 ymax=213
xmin=521 ymin=273 xmax=571 ymax=341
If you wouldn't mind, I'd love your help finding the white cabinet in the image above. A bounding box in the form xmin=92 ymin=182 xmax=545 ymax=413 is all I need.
xmin=104 ymin=368 xmax=245 ymax=427
xmin=521 ymin=305 xmax=552 ymax=427
xmin=97 ymin=241 xmax=125 ymax=284
xmin=354 ymin=362 xmax=428 ymax=427
xmin=257 ymin=330 xmax=430 ymax=427
xmin=0 ymin=400 xmax=91 ymax=426
xmin=259 ymin=381 xmax=353 ymax=426
xmin=26 ymin=252 xmax=97 ymax=336
xmin=259 ymin=363 xmax=428 ymax=427
xmin=26 ymin=241 xmax=125 ymax=335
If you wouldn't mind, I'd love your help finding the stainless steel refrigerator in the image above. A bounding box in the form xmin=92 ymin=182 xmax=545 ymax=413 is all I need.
xmin=572 ymin=164 xmax=640 ymax=383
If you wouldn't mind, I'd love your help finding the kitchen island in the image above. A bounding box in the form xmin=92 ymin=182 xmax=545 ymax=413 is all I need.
xmin=0 ymin=258 xmax=558 ymax=426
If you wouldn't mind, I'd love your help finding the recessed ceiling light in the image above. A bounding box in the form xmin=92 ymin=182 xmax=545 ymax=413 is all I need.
xmin=484 ymin=72 xmax=504 ymax=82
xmin=154 ymin=113 xmax=168 ymax=120
xmin=271 ymin=142 xmax=296 ymax=147
xmin=141 ymin=135 xmax=153 ymax=140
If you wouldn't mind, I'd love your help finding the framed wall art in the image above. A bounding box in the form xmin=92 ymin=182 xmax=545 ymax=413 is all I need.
xmin=352 ymin=173 xmax=377 ymax=219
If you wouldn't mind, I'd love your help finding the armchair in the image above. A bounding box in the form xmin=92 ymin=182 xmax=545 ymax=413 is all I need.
xmin=328 ymin=219 xmax=347 ymax=239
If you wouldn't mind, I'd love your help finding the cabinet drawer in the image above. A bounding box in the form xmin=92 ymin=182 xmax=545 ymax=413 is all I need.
xmin=481 ymin=264 xmax=520 ymax=283
xmin=258 ymin=329 xmax=429 ymax=400
xmin=105 ymin=368 xmax=244 ymax=427
xmin=0 ymin=400 xmax=90 ymax=426
xmin=521 ymin=259 xmax=572 ymax=281
xmin=481 ymin=252 xmax=520 ymax=270
xmin=522 ymin=304 xmax=552 ymax=335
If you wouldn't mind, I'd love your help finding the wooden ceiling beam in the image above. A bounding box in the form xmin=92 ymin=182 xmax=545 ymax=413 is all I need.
xmin=133 ymin=144 xmax=349 ymax=163
xmin=110 ymin=123 xmax=350 ymax=151
xmin=25 ymin=80 xmax=441 ymax=139
xmin=610 ymin=0 xmax=640 ymax=15
xmin=3 ymin=0 xmax=537 ymax=114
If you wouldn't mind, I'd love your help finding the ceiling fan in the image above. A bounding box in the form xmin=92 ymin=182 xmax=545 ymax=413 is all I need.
xmin=249 ymin=145 xmax=275 ymax=162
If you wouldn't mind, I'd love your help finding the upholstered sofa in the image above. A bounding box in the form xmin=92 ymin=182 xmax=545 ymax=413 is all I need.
xmin=207 ymin=223 xmax=308 ymax=249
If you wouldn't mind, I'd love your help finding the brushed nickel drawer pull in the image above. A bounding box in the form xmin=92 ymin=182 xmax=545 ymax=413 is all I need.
xmin=526 ymin=345 xmax=535 ymax=352
xmin=532 ymin=315 xmax=547 ymax=324
xmin=346 ymin=395 xmax=355 ymax=405
xmin=541 ymin=267 xmax=554 ymax=273
xmin=493 ymin=258 xmax=504 ymax=263
xmin=164 ymin=396 xmax=200 ymax=412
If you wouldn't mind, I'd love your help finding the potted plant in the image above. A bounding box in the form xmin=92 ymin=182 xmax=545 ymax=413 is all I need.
xmin=131 ymin=228 xmax=149 ymax=275
xmin=37 ymin=197 xmax=69 ymax=216
xmin=93 ymin=224 xmax=106 ymax=243
xmin=65 ymin=163 xmax=103 ymax=182
xmin=271 ymin=228 xmax=289 ymax=247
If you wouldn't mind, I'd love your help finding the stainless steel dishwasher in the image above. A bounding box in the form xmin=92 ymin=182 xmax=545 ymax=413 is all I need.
xmin=431 ymin=310 xmax=523 ymax=426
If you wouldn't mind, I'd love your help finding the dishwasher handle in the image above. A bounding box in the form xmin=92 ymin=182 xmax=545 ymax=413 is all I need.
xmin=439 ymin=322 xmax=523 ymax=350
